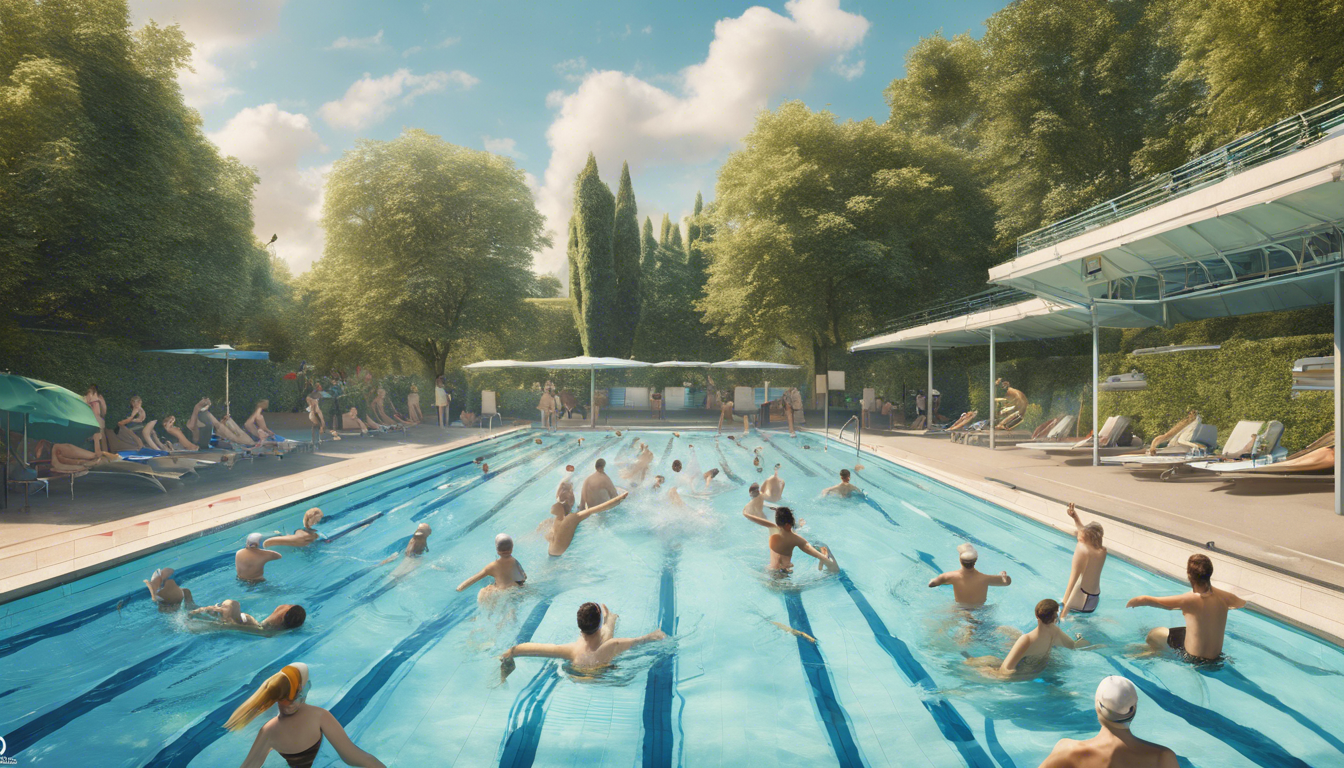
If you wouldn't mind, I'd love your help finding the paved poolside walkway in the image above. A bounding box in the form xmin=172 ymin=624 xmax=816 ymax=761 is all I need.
xmin=0 ymin=425 xmax=520 ymax=602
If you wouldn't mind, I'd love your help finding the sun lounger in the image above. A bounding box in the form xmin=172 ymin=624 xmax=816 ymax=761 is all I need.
xmin=1023 ymin=416 xmax=1141 ymax=455
xmin=1100 ymin=416 xmax=1223 ymax=472
xmin=1190 ymin=429 xmax=1328 ymax=477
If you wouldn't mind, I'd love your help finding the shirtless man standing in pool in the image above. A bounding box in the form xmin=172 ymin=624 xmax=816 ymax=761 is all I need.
xmin=821 ymin=469 xmax=861 ymax=498
xmin=236 ymin=533 xmax=283 ymax=582
xmin=1127 ymin=553 xmax=1245 ymax=662
xmin=579 ymin=458 xmax=621 ymax=510
xmin=1060 ymin=503 xmax=1107 ymax=619
xmin=928 ymin=544 xmax=1012 ymax=606
xmin=541 ymin=477 xmax=628 ymax=556
xmin=500 ymin=602 xmax=665 ymax=676
xmin=456 ymin=534 xmax=527 ymax=602
xmin=965 ymin=599 xmax=1088 ymax=678
xmin=741 ymin=502 xmax=838 ymax=575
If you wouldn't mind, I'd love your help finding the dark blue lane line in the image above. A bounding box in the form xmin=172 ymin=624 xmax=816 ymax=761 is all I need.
xmin=410 ymin=444 xmax=556 ymax=522
xmin=782 ymin=589 xmax=867 ymax=768
xmin=144 ymin=620 xmax=348 ymax=768
xmin=711 ymin=443 xmax=746 ymax=486
xmin=859 ymin=496 xmax=900 ymax=527
xmin=498 ymin=661 xmax=561 ymax=768
xmin=913 ymin=551 xmax=942 ymax=574
xmin=323 ymin=512 xmax=385 ymax=542
xmin=1200 ymin=664 xmax=1344 ymax=754
xmin=328 ymin=598 xmax=477 ymax=726
xmin=761 ymin=437 xmax=818 ymax=478
xmin=497 ymin=598 xmax=560 ymax=768
xmin=836 ymin=572 xmax=994 ymax=768
xmin=1104 ymin=658 xmax=1309 ymax=768
xmin=1226 ymin=630 xmax=1344 ymax=677
xmin=641 ymin=551 xmax=679 ymax=767
xmin=983 ymin=718 xmax=1019 ymax=768
xmin=3 ymin=642 xmax=193 ymax=754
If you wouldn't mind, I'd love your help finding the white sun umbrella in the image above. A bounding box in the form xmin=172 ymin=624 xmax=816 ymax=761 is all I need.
xmin=709 ymin=360 xmax=801 ymax=406
xmin=527 ymin=357 xmax=652 ymax=427
xmin=652 ymin=361 xmax=712 ymax=367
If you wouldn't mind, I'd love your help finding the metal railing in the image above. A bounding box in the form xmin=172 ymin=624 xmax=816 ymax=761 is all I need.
xmin=835 ymin=415 xmax=861 ymax=460
xmin=1014 ymin=93 xmax=1344 ymax=259
xmin=484 ymin=412 xmax=501 ymax=436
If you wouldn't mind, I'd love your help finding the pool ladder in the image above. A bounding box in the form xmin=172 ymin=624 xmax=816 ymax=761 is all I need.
xmin=833 ymin=415 xmax=861 ymax=459
xmin=484 ymin=412 xmax=501 ymax=437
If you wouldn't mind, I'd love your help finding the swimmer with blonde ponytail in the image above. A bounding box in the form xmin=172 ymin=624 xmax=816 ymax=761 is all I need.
xmin=232 ymin=662 xmax=385 ymax=768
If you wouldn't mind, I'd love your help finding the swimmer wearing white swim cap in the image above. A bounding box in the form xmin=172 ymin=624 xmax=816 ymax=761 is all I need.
xmin=236 ymin=533 xmax=282 ymax=583
xmin=927 ymin=543 xmax=1011 ymax=606
xmin=1036 ymin=676 xmax=1178 ymax=767
xmin=456 ymin=532 xmax=528 ymax=602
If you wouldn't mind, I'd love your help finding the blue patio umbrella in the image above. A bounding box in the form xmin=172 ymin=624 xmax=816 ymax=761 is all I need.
xmin=148 ymin=345 xmax=270 ymax=416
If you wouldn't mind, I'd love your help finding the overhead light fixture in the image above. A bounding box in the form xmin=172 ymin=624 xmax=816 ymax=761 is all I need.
xmin=1292 ymin=356 xmax=1333 ymax=391
xmin=1131 ymin=344 xmax=1221 ymax=356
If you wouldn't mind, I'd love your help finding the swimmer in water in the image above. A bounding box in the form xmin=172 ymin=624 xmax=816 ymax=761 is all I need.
xmin=144 ymin=567 xmax=196 ymax=612
xmin=964 ymin=599 xmax=1088 ymax=678
xmin=377 ymin=523 xmax=432 ymax=566
xmin=927 ymin=544 xmax=1011 ymax=606
xmin=579 ymin=458 xmax=621 ymax=509
xmin=264 ymin=507 xmax=325 ymax=549
xmin=821 ymin=468 xmax=861 ymax=498
xmin=742 ymin=501 xmax=837 ymax=575
xmin=1126 ymin=553 xmax=1244 ymax=663
xmin=457 ymin=534 xmax=528 ymax=602
xmin=760 ymin=464 xmax=785 ymax=501
xmin=228 ymin=662 xmax=387 ymax=768
xmin=1038 ymin=676 xmax=1179 ymax=768
xmin=189 ymin=600 xmax=306 ymax=634
xmin=500 ymin=602 xmax=665 ymax=676
xmin=236 ymin=533 xmax=283 ymax=583
xmin=482 ymin=462 xmax=489 ymax=474
xmin=619 ymin=443 xmax=654 ymax=485
xmin=540 ymin=476 xmax=628 ymax=556
xmin=1060 ymin=503 xmax=1107 ymax=619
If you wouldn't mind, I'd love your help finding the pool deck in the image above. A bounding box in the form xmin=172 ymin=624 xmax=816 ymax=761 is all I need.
xmin=849 ymin=428 xmax=1344 ymax=643
xmin=0 ymin=425 xmax=522 ymax=605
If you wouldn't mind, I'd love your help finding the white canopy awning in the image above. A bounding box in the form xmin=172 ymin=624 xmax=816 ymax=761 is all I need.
xmin=850 ymin=298 xmax=1105 ymax=351
xmin=462 ymin=359 xmax=535 ymax=370
xmin=652 ymin=360 xmax=711 ymax=367
xmin=709 ymin=360 xmax=801 ymax=369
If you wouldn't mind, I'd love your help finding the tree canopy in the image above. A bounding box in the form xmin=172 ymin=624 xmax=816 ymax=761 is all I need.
xmin=311 ymin=129 xmax=547 ymax=376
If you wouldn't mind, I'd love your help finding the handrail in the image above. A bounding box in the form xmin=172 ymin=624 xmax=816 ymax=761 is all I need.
xmin=1013 ymin=92 xmax=1344 ymax=258
xmin=836 ymin=415 xmax=861 ymax=459
xmin=484 ymin=412 xmax=501 ymax=437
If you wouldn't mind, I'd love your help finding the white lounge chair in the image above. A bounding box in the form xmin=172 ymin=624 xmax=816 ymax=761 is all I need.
xmin=1100 ymin=415 xmax=1221 ymax=472
xmin=1183 ymin=421 xmax=1291 ymax=475
xmin=1194 ymin=431 xmax=1333 ymax=479
xmin=1023 ymin=415 xmax=1141 ymax=455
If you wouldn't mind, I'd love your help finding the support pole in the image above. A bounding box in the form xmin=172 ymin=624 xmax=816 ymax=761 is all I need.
xmin=590 ymin=368 xmax=596 ymax=429
xmin=926 ymin=338 xmax=934 ymax=430
xmin=1335 ymin=270 xmax=1342 ymax=514
xmin=1092 ymin=303 xmax=1100 ymax=467
xmin=989 ymin=328 xmax=996 ymax=451
xmin=225 ymin=355 xmax=231 ymax=418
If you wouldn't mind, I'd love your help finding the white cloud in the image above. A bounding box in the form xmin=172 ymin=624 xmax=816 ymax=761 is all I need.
xmin=483 ymin=136 xmax=523 ymax=159
xmin=328 ymin=30 xmax=384 ymax=50
xmin=130 ymin=0 xmax=287 ymax=108
xmin=438 ymin=36 xmax=461 ymax=48
xmin=533 ymin=0 xmax=868 ymax=273
xmin=319 ymin=68 xmax=478 ymax=130
xmin=642 ymin=25 xmax=653 ymax=34
xmin=402 ymin=46 xmax=423 ymax=58
xmin=833 ymin=56 xmax=865 ymax=80
xmin=208 ymin=104 xmax=328 ymax=271
xmin=554 ymin=57 xmax=588 ymax=82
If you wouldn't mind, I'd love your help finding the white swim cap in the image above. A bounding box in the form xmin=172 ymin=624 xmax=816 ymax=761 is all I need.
xmin=1095 ymin=676 xmax=1138 ymax=724
xmin=957 ymin=543 xmax=978 ymax=562
xmin=495 ymin=533 xmax=514 ymax=551
xmin=246 ymin=533 xmax=265 ymax=548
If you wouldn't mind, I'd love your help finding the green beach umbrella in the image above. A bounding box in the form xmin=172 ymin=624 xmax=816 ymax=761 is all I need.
xmin=0 ymin=373 xmax=103 ymax=460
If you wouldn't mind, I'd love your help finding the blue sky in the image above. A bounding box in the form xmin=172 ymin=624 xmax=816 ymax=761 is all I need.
xmin=130 ymin=0 xmax=1007 ymax=275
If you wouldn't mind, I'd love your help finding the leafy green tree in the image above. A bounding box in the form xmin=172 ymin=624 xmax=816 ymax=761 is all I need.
xmin=570 ymin=154 xmax=619 ymax=356
xmin=611 ymin=162 xmax=643 ymax=356
xmin=702 ymin=101 xmax=994 ymax=371
xmin=533 ymin=274 xmax=563 ymax=298
xmin=0 ymin=0 xmax=281 ymax=346
xmin=317 ymin=129 xmax=547 ymax=376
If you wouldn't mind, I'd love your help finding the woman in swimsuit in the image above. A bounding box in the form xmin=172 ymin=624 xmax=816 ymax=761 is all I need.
xmin=229 ymin=662 xmax=386 ymax=768
xmin=406 ymin=384 xmax=422 ymax=424
xmin=114 ymin=395 xmax=147 ymax=450
xmin=264 ymin=508 xmax=324 ymax=548
xmin=1060 ymin=503 xmax=1107 ymax=619
xmin=162 ymin=415 xmax=199 ymax=451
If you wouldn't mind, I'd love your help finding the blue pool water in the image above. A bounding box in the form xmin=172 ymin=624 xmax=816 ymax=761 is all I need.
xmin=2 ymin=429 xmax=1343 ymax=767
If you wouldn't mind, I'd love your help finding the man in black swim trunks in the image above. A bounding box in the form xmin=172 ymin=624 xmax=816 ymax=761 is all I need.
xmin=1126 ymin=553 xmax=1245 ymax=662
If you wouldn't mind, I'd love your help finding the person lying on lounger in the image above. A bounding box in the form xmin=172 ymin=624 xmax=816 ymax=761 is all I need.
xmin=161 ymin=415 xmax=199 ymax=451
xmin=264 ymin=508 xmax=324 ymax=548
xmin=499 ymin=602 xmax=665 ymax=676
xmin=245 ymin=400 xmax=277 ymax=442
xmin=38 ymin=441 xmax=119 ymax=472
xmin=964 ymin=599 xmax=1088 ymax=678
xmin=144 ymin=566 xmax=196 ymax=612
xmin=188 ymin=600 xmax=306 ymax=634
xmin=1143 ymin=410 xmax=1199 ymax=456
xmin=140 ymin=418 xmax=169 ymax=452
xmin=341 ymin=407 xmax=374 ymax=435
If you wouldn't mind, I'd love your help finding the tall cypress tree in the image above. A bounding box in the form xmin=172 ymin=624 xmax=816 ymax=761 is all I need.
xmin=685 ymin=191 xmax=709 ymax=294
xmin=611 ymin=162 xmax=643 ymax=356
xmin=686 ymin=192 xmax=703 ymax=261
xmin=566 ymin=215 xmax=586 ymax=352
xmin=572 ymin=154 xmax=618 ymax=355
xmin=659 ymin=213 xmax=672 ymax=247
xmin=668 ymin=219 xmax=684 ymax=254
xmin=641 ymin=216 xmax=658 ymax=269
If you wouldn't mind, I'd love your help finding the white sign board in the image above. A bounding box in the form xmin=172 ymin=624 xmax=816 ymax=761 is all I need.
xmin=827 ymin=370 xmax=845 ymax=391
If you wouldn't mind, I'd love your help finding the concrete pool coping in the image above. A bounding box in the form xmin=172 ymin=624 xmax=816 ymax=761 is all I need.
xmin=0 ymin=426 xmax=527 ymax=609
xmin=847 ymin=431 xmax=1344 ymax=646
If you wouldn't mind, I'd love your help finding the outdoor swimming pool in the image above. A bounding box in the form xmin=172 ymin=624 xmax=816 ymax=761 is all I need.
xmin=2 ymin=428 xmax=1343 ymax=767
